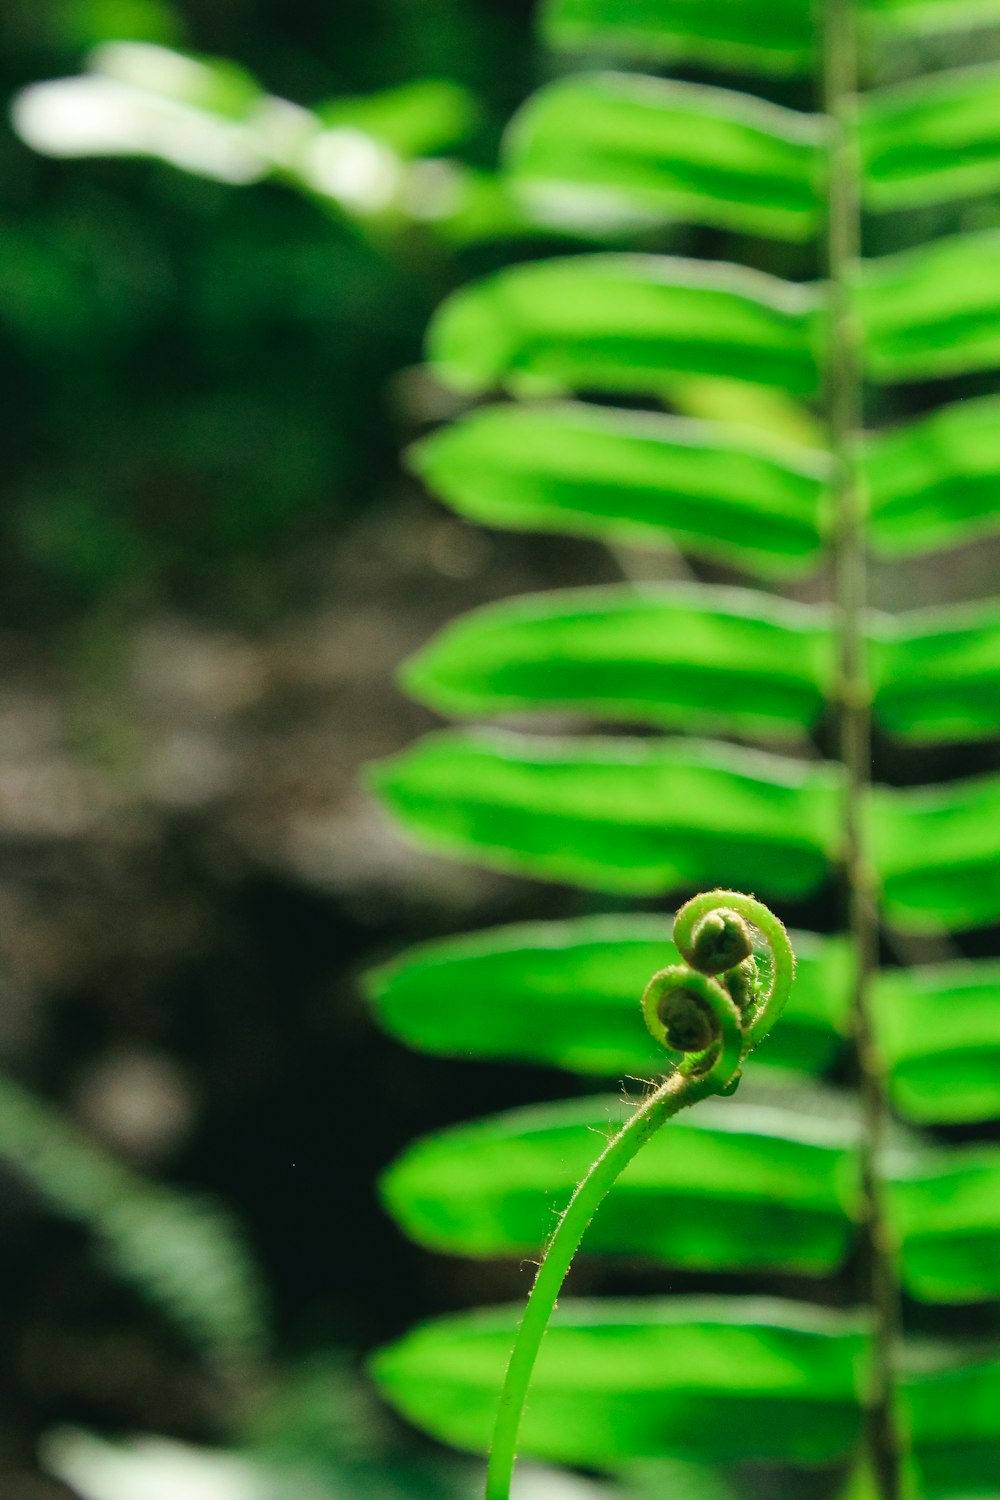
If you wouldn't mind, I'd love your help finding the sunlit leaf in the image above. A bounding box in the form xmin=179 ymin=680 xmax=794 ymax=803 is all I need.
xmin=505 ymin=73 xmax=822 ymax=240
xmin=369 ymin=730 xmax=841 ymax=896
xmin=316 ymin=79 xmax=476 ymax=158
xmin=859 ymin=231 xmax=1000 ymax=382
xmin=368 ymin=915 xmax=849 ymax=1078
xmin=381 ymin=1094 xmax=858 ymax=1274
xmin=871 ymin=600 xmax=1000 ymax=743
xmin=875 ymin=960 xmax=1000 ymax=1123
xmin=867 ymin=0 xmax=1000 ymax=35
xmin=541 ymin=0 xmax=816 ymax=76
xmin=906 ymin=1355 xmax=1000 ymax=1499
xmin=410 ymin=402 xmax=827 ymax=576
xmin=894 ymin=1147 xmax=1000 ymax=1303
xmin=402 ymin=584 xmax=834 ymax=738
xmin=873 ymin=772 xmax=1000 ymax=930
xmin=371 ymin=1298 xmax=867 ymax=1465
xmin=862 ymin=64 xmax=1000 ymax=209
xmin=428 ymin=255 xmax=821 ymax=397
xmin=865 ymin=394 xmax=1000 ymax=554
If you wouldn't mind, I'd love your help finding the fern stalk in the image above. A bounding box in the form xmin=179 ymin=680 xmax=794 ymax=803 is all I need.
xmin=483 ymin=892 xmax=796 ymax=1500
xmin=484 ymin=1068 xmax=695 ymax=1500
xmin=822 ymin=0 xmax=904 ymax=1492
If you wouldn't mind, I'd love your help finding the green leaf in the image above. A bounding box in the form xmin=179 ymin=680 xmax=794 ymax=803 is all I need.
xmin=316 ymin=79 xmax=476 ymax=158
xmin=859 ymin=231 xmax=1000 ymax=382
xmin=428 ymin=255 xmax=821 ymax=397
xmin=0 ymin=1076 xmax=265 ymax=1363
xmin=505 ymin=73 xmax=822 ymax=241
xmin=402 ymin=584 xmax=834 ymax=738
xmin=873 ymin=772 xmax=1000 ymax=931
xmin=541 ymin=0 xmax=816 ymax=77
xmin=906 ymin=1356 xmax=1000 ymax=1499
xmin=865 ymin=395 xmax=1000 ymax=555
xmin=371 ymin=1297 xmax=867 ymax=1465
xmin=862 ymin=64 xmax=1000 ymax=210
xmin=91 ymin=41 xmax=262 ymax=118
xmin=871 ymin=600 xmax=1000 ymax=743
xmin=368 ymin=915 xmax=849 ymax=1078
xmin=894 ymin=1147 xmax=1000 ymax=1303
xmin=381 ymin=1094 xmax=858 ymax=1275
xmin=867 ymin=0 xmax=1000 ymax=36
xmin=369 ymin=729 xmax=841 ymax=897
xmin=410 ymin=402 xmax=827 ymax=576
xmin=875 ymin=960 xmax=1000 ymax=1123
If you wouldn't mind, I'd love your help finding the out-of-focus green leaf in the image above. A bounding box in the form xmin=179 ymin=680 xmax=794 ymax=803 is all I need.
xmin=410 ymin=402 xmax=827 ymax=575
xmin=428 ymin=255 xmax=821 ymax=397
xmin=859 ymin=232 xmax=1000 ymax=382
xmin=867 ymin=0 xmax=1000 ymax=34
xmin=316 ymin=79 xmax=477 ymax=158
xmin=865 ymin=395 xmax=1000 ymax=555
xmin=371 ymin=1298 xmax=867 ymax=1465
xmin=873 ymin=773 xmax=1000 ymax=931
xmin=0 ymin=1076 xmax=265 ymax=1363
xmin=541 ymin=0 xmax=816 ymax=76
xmin=871 ymin=600 xmax=1000 ymax=743
xmin=894 ymin=1147 xmax=1000 ymax=1303
xmin=875 ymin=961 xmax=1000 ymax=1123
xmin=368 ymin=730 xmax=840 ymax=897
xmin=505 ymin=73 xmax=822 ymax=240
xmin=861 ymin=64 xmax=1000 ymax=209
xmin=402 ymin=584 xmax=833 ymax=738
xmin=381 ymin=1094 xmax=858 ymax=1274
xmin=92 ymin=40 xmax=262 ymax=118
xmin=368 ymin=915 xmax=850 ymax=1078
xmin=906 ymin=1356 xmax=1000 ymax=1499
xmin=664 ymin=374 xmax=826 ymax=448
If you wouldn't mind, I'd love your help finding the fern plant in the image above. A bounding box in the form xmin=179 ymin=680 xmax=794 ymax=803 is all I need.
xmin=365 ymin=0 xmax=1000 ymax=1495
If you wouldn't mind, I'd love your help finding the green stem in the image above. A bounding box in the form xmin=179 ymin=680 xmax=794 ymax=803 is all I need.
xmin=484 ymin=1068 xmax=709 ymax=1500
xmin=822 ymin=1 xmax=904 ymax=1493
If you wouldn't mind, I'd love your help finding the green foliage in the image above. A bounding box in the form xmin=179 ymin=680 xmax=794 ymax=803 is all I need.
xmin=0 ymin=1075 xmax=266 ymax=1364
xmin=363 ymin=0 xmax=1000 ymax=1493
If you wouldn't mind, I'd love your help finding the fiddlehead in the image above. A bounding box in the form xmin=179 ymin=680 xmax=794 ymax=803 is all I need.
xmin=485 ymin=889 xmax=795 ymax=1500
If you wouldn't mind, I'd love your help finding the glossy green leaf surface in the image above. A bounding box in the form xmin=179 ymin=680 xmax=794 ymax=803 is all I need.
xmin=894 ymin=1147 xmax=1000 ymax=1303
xmin=428 ymin=255 xmax=821 ymax=397
xmin=875 ymin=960 xmax=1000 ymax=1123
xmin=369 ymin=730 xmax=840 ymax=896
xmin=372 ymin=1297 xmax=867 ymax=1465
xmin=411 ymin=402 xmax=827 ymax=576
xmin=381 ymin=1094 xmax=858 ymax=1274
xmin=403 ymin=584 xmax=834 ymax=737
xmin=873 ymin=771 xmax=1000 ymax=930
xmin=542 ymin=0 xmax=816 ymax=76
xmin=862 ymin=64 xmax=1000 ymax=209
xmin=865 ymin=395 xmax=1000 ymax=554
xmin=506 ymin=73 xmax=822 ymax=240
xmin=860 ymin=232 xmax=1000 ymax=382
xmin=871 ymin=600 xmax=1000 ymax=743
xmin=368 ymin=915 xmax=850 ymax=1078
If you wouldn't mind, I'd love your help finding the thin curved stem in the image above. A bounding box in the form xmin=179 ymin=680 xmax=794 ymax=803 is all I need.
xmin=484 ymin=1068 xmax=708 ymax=1500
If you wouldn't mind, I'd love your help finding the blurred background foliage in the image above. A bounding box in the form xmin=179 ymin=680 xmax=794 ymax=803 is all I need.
xmin=3 ymin=2 xmax=1000 ymax=1499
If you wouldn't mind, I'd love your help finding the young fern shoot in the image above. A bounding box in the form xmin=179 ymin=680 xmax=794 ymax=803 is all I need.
xmin=485 ymin=889 xmax=796 ymax=1500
